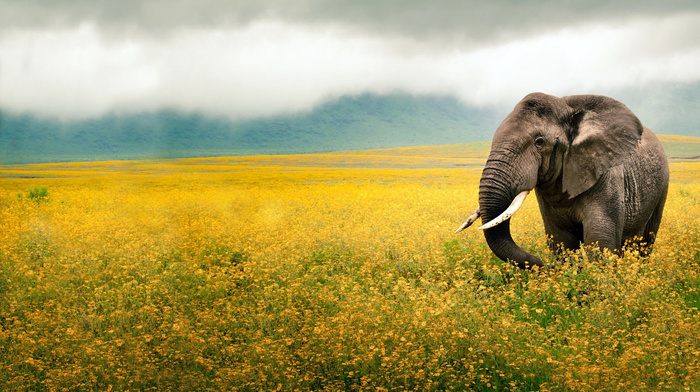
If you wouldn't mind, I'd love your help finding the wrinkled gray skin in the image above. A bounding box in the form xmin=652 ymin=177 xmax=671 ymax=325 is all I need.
xmin=473 ymin=92 xmax=669 ymax=269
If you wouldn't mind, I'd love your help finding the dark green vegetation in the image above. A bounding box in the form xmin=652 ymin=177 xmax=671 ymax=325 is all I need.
xmin=1 ymin=94 xmax=502 ymax=164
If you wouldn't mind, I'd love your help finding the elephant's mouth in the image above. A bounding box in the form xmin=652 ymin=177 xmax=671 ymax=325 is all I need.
xmin=455 ymin=190 xmax=530 ymax=232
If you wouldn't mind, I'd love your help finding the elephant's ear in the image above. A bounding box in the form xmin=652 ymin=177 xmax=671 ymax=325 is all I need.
xmin=562 ymin=96 xmax=643 ymax=198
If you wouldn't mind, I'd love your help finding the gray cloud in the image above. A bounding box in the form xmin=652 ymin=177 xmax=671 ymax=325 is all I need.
xmin=2 ymin=0 xmax=699 ymax=43
xmin=1 ymin=1 xmax=700 ymax=120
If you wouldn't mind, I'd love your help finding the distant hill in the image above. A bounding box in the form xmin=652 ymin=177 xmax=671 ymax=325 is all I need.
xmin=2 ymin=91 xmax=699 ymax=165
xmin=0 ymin=94 xmax=503 ymax=164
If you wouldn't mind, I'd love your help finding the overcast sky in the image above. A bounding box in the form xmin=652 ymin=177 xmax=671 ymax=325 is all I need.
xmin=1 ymin=0 xmax=699 ymax=121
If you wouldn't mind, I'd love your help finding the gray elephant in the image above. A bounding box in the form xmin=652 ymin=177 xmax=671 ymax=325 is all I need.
xmin=456 ymin=92 xmax=669 ymax=269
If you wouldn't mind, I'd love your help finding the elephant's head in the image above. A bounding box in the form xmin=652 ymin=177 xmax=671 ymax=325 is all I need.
xmin=456 ymin=92 xmax=643 ymax=268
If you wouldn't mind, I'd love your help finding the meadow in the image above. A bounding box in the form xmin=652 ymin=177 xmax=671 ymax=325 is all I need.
xmin=1 ymin=137 xmax=699 ymax=391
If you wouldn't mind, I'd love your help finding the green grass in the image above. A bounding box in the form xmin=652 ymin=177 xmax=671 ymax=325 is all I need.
xmin=27 ymin=185 xmax=48 ymax=201
xmin=658 ymin=134 xmax=700 ymax=158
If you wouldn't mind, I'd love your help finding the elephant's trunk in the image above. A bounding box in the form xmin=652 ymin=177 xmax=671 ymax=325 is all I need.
xmin=479 ymin=164 xmax=543 ymax=269
xmin=481 ymin=219 xmax=543 ymax=269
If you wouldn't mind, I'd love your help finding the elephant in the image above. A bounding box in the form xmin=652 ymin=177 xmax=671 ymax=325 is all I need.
xmin=456 ymin=92 xmax=669 ymax=269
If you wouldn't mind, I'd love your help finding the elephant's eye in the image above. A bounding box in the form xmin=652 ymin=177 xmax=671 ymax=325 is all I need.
xmin=534 ymin=136 xmax=546 ymax=149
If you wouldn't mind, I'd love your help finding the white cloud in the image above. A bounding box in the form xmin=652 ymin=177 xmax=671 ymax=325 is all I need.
xmin=448 ymin=15 xmax=700 ymax=106
xmin=1 ymin=12 xmax=699 ymax=119
xmin=1 ymin=24 xmax=160 ymax=118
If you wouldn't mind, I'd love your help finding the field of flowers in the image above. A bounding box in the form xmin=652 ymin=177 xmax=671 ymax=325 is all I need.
xmin=1 ymin=139 xmax=699 ymax=391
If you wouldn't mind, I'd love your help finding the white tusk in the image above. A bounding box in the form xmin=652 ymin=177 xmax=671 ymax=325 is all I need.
xmin=478 ymin=190 xmax=530 ymax=230
xmin=455 ymin=206 xmax=480 ymax=233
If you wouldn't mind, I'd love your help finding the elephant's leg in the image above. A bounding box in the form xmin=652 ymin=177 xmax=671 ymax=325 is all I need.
xmin=544 ymin=223 xmax=582 ymax=254
xmin=537 ymin=193 xmax=583 ymax=254
xmin=581 ymin=207 xmax=623 ymax=256
xmin=638 ymin=194 xmax=668 ymax=256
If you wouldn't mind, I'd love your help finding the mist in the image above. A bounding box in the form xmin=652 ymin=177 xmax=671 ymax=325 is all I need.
xmin=1 ymin=2 xmax=699 ymax=120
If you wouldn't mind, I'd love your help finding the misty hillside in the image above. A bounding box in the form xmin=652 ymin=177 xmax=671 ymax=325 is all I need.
xmin=0 ymin=94 xmax=503 ymax=164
